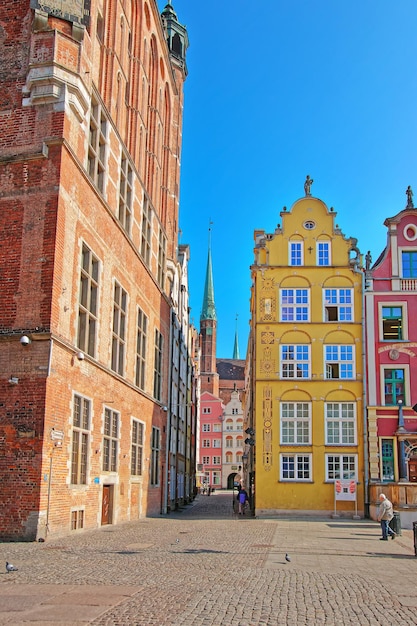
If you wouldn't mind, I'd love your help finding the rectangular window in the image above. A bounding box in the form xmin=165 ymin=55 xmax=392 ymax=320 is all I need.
xmin=202 ymin=407 xmax=211 ymax=414
xmin=77 ymin=244 xmax=99 ymax=357
xmin=326 ymin=454 xmax=357 ymax=481
xmin=289 ymin=242 xmax=302 ymax=266
xmin=202 ymin=439 xmax=210 ymax=448
xmin=212 ymin=439 xmax=221 ymax=448
xmin=118 ymin=154 xmax=133 ymax=234
xmin=402 ymin=251 xmax=417 ymax=278
xmin=71 ymin=509 xmax=85 ymax=530
xmin=325 ymin=345 xmax=354 ymax=379
xmin=111 ymin=282 xmax=127 ymax=376
xmin=281 ymin=345 xmax=310 ymax=378
xmin=325 ymin=403 xmax=356 ymax=445
xmin=317 ymin=242 xmax=330 ymax=266
xmin=226 ymin=438 xmax=233 ymax=448
xmin=281 ymin=289 xmax=309 ymax=322
xmin=384 ymin=368 xmax=405 ymax=405
xmin=71 ymin=395 xmax=90 ymax=485
xmin=381 ymin=439 xmax=394 ymax=482
xmin=281 ymin=454 xmax=311 ymax=480
xmin=141 ymin=197 xmax=152 ymax=266
xmin=202 ymin=424 xmax=211 ymax=432
xmin=213 ymin=424 xmax=222 ymax=432
xmin=131 ymin=419 xmax=144 ymax=476
xmin=150 ymin=427 xmax=160 ymax=486
xmin=202 ymin=456 xmax=210 ymax=464
xmin=212 ymin=472 xmax=220 ymax=485
xmin=88 ymin=96 xmax=107 ymax=193
xmin=153 ymin=329 xmax=163 ymax=401
xmin=280 ymin=402 xmax=310 ymax=444
xmin=324 ymin=289 xmax=353 ymax=322
xmin=212 ymin=456 xmax=221 ymax=465
xmin=157 ymin=228 xmax=167 ymax=287
xmin=136 ymin=308 xmax=147 ymax=390
xmin=103 ymin=408 xmax=119 ymax=472
xmin=382 ymin=306 xmax=403 ymax=340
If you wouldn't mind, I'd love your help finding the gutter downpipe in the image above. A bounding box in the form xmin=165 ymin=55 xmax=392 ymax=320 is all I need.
xmin=362 ymin=269 xmax=370 ymax=518
xmin=163 ymin=308 xmax=175 ymax=515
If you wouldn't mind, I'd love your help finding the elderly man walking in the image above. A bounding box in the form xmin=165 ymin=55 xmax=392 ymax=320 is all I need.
xmin=377 ymin=494 xmax=396 ymax=541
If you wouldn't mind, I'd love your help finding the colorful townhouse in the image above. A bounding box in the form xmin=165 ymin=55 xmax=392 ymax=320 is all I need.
xmin=248 ymin=179 xmax=365 ymax=516
xmin=365 ymin=193 xmax=417 ymax=527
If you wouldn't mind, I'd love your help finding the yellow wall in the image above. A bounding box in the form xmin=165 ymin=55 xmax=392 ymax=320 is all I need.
xmin=251 ymin=197 xmax=365 ymax=515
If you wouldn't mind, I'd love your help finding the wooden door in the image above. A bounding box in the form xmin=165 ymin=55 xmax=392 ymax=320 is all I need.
xmin=101 ymin=485 xmax=112 ymax=525
xmin=409 ymin=460 xmax=417 ymax=483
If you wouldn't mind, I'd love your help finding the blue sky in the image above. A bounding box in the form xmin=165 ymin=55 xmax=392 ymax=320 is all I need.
xmin=160 ymin=1 xmax=417 ymax=358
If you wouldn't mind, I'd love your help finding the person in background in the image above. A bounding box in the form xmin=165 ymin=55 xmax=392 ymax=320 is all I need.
xmin=238 ymin=488 xmax=249 ymax=515
xmin=377 ymin=494 xmax=396 ymax=541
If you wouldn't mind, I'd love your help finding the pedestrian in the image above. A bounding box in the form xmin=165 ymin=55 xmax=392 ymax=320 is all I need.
xmin=377 ymin=493 xmax=396 ymax=541
xmin=238 ymin=488 xmax=249 ymax=515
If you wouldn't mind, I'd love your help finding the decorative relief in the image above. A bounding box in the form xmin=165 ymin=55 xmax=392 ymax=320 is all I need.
xmin=261 ymin=331 xmax=275 ymax=344
xmin=260 ymin=346 xmax=275 ymax=378
xmin=260 ymin=297 xmax=276 ymax=321
xmin=263 ymin=386 xmax=273 ymax=471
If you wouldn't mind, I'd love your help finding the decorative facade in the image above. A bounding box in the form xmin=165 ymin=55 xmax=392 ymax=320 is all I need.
xmin=365 ymin=196 xmax=417 ymax=527
xmin=248 ymin=184 xmax=365 ymax=516
xmin=0 ymin=0 xmax=191 ymax=539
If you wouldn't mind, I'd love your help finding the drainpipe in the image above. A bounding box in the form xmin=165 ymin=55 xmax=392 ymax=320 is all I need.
xmin=397 ymin=401 xmax=408 ymax=481
xmin=362 ymin=270 xmax=370 ymax=517
xmin=163 ymin=308 xmax=175 ymax=515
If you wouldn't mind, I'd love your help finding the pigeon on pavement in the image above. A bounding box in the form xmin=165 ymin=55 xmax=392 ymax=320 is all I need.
xmin=285 ymin=553 xmax=291 ymax=562
xmin=6 ymin=562 xmax=18 ymax=573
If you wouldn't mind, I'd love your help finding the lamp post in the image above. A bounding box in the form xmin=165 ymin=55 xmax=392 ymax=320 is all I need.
xmin=397 ymin=400 xmax=408 ymax=482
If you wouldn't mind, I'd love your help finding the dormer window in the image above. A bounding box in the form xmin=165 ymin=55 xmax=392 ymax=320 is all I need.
xmin=402 ymin=251 xmax=417 ymax=278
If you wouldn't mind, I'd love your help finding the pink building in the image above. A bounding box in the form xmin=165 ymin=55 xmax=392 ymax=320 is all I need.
xmin=365 ymin=196 xmax=417 ymax=526
xmin=199 ymin=392 xmax=224 ymax=489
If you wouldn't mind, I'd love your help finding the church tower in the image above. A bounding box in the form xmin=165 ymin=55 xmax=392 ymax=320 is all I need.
xmin=200 ymin=244 xmax=219 ymax=395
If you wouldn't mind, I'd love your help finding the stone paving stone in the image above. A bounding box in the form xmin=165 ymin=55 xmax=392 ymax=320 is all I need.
xmin=1 ymin=492 xmax=417 ymax=624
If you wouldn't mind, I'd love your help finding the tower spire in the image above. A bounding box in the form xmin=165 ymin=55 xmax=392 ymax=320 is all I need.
xmin=200 ymin=223 xmax=216 ymax=321
xmin=233 ymin=314 xmax=240 ymax=359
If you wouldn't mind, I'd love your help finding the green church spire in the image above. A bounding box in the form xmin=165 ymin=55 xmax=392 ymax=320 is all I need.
xmin=200 ymin=246 xmax=217 ymax=321
xmin=233 ymin=314 xmax=240 ymax=359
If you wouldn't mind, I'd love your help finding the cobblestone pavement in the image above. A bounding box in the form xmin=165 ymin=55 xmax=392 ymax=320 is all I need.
xmin=1 ymin=491 xmax=417 ymax=625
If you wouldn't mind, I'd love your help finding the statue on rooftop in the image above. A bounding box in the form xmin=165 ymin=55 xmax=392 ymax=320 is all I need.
xmin=406 ymin=185 xmax=414 ymax=209
xmin=304 ymin=175 xmax=314 ymax=196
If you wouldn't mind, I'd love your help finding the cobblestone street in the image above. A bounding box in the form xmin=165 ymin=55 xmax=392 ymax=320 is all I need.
xmin=1 ymin=491 xmax=417 ymax=625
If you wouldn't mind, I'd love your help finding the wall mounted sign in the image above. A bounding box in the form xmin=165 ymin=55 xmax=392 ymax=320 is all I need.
xmin=30 ymin=0 xmax=90 ymax=27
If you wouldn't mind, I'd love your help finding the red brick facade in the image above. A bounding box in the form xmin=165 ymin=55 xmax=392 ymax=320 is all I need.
xmin=0 ymin=0 xmax=188 ymax=539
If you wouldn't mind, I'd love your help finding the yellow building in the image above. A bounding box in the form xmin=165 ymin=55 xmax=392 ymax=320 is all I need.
xmin=249 ymin=184 xmax=365 ymax=517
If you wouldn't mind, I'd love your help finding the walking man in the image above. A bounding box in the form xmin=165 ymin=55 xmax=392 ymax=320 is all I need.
xmin=377 ymin=494 xmax=396 ymax=541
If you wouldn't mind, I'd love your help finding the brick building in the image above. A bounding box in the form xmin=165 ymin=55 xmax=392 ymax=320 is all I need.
xmin=0 ymin=0 xmax=190 ymax=539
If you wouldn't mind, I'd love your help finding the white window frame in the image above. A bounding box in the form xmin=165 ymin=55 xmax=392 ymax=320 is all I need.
xmin=378 ymin=301 xmax=408 ymax=342
xmin=323 ymin=288 xmax=353 ymax=322
xmin=212 ymin=439 xmax=221 ymax=448
xmin=325 ymin=454 xmax=357 ymax=482
xmin=289 ymin=241 xmax=303 ymax=266
xmin=324 ymin=345 xmax=355 ymax=379
xmin=280 ymin=289 xmax=309 ymax=322
xmin=202 ymin=424 xmax=211 ymax=432
xmin=280 ymin=454 xmax=312 ymax=481
xmin=280 ymin=402 xmax=311 ymax=445
xmin=317 ymin=241 xmax=331 ymax=266
xmin=280 ymin=345 xmax=310 ymax=379
xmin=325 ymin=403 xmax=356 ymax=445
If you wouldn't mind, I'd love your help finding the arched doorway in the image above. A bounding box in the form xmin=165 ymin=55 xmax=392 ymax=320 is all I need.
xmin=227 ymin=472 xmax=242 ymax=490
